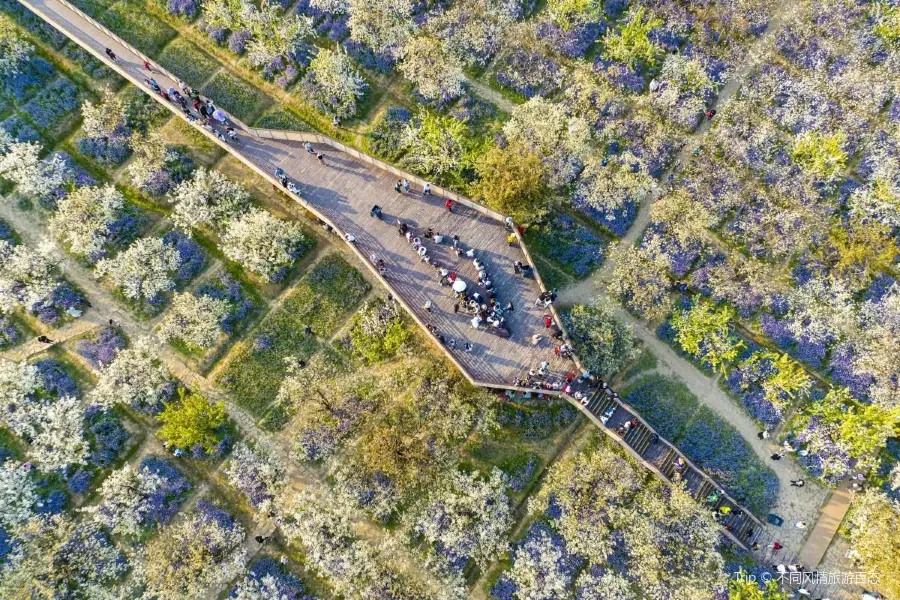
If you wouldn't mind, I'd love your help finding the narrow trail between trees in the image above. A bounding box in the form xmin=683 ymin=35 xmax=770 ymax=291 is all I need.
xmin=554 ymin=4 xmax=843 ymax=560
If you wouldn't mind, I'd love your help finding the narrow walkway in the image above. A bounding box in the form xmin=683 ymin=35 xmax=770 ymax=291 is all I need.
xmin=796 ymin=485 xmax=853 ymax=568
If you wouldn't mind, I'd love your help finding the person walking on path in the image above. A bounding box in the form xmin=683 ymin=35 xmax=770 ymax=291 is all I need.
xmin=395 ymin=180 xmax=403 ymax=193
xmin=793 ymin=521 xmax=808 ymax=529
xmin=37 ymin=335 xmax=53 ymax=344
xmin=423 ymin=300 xmax=433 ymax=312
xmin=143 ymin=61 xmax=153 ymax=72
xmin=790 ymin=479 xmax=805 ymax=487
xmin=445 ymin=199 xmax=453 ymax=212
xmin=531 ymin=334 xmax=542 ymax=346
xmin=757 ymin=430 xmax=770 ymax=440
xmin=403 ymin=179 xmax=410 ymax=193
xmin=317 ymin=153 xmax=325 ymax=165
xmin=104 ymin=48 xmax=118 ymax=62
xmin=423 ymin=182 xmax=431 ymax=195
xmin=305 ymin=142 xmax=313 ymax=153
xmin=464 ymin=342 xmax=473 ymax=353
xmin=226 ymin=127 xmax=239 ymax=143
xmin=544 ymin=314 xmax=553 ymax=328
xmin=507 ymin=232 xmax=517 ymax=246
xmin=453 ymin=303 xmax=460 ymax=314
xmin=771 ymin=453 xmax=783 ymax=461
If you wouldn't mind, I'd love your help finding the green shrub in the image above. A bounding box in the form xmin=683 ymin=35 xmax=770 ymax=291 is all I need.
xmin=201 ymin=71 xmax=270 ymax=122
xmin=621 ymin=374 xmax=698 ymax=440
xmin=156 ymin=39 xmax=222 ymax=87
xmin=99 ymin=2 xmax=177 ymax=56
xmin=347 ymin=299 xmax=410 ymax=364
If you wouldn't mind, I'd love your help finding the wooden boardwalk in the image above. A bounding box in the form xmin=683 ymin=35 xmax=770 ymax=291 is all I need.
xmin=21 ymin=0 xmax=579 ymax=389
xmin=796 ymin=485 xmax=853 ymax=568
xmin=17 ymin=3 xmax=863 ymax=589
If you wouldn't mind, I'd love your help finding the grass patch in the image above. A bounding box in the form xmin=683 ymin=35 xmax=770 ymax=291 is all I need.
xmin=99 ymin=1 xmax=177 ymax=56
xmin=216 ymin=255 xmax=370 ymax=417
xmin=530 ymin=254 xmax=571 ymax=291
xmin=158 ymin=117 xmax=224 ymax=167
xmin=253 ymin=107 xmax=313 ymax=131
xmin=621 ymin=374 xmax=698 ymax=440
xmin=156 ymin=38 xmax=222 ymax=87
xmin=201 ymin=71 xmax=271 ymax=122
xmin=623 ymin=348 xmax=658 ymax=381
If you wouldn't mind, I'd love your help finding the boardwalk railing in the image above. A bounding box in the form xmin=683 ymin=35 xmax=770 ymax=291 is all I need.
xmin=20 ymin=0 xmax=820 ymax=573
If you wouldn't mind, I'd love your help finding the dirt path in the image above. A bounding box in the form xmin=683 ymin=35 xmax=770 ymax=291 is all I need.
xmin=464 ymin=75 xmax=518 ymax=114
xmin=559 ymin=7 xmax=794 ymax=304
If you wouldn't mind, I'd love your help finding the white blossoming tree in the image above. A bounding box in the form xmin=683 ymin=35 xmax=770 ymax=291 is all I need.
xmin=80 ymin=88 xmax=128 ymax=141
xmin=348 ymin=0 xmax=416 ymax=59
xmin=608 ymin=242 xmax=672 ymax=322
xmin=83 ymin=463 xmax=173 ymax=537
xmin=220 ymin=208 xmax=308 ymax=282
xmin=224 ymin=442 xmax=286 ymax=519
xmin=157 ymin=292 xmax=231 ymax=349
xmin=167 ymin=168 xmax=251 ymax=234
xmin=0 ymin=14 xmax=32 ymax=75
xmin=280 ymin=491 xmax=401 ymax=599
xmin=0 ymin=239 xmax=62 ymax=316
xmin=90 ymin=337 xmax=171 ymax=411
xmin=49 ymin=184 xmax=127 ymax=261
xmin=0 ymin=459 xmax=37 ymax=530
xmin=506 ymin=527 xmax=574 ymax=599
xmin=94 ymin=237 xmax=181 ymax=303
xmin=306 ymin=48 xmax=368 ymax=119
xmin=406 ymin=468 xmax=511 ymax=569
xmin=532 ymin=442 xmax=641 ymax=564
xmin=503 ymin=97 xmax=593 ymax=188
xmin=0 ymin=515 xmax=127 ymax=598
xmin=0 ymin=142 xmax=70 ymax=198
xmin=400 ymin=36 xmax=465 ymax=103
xmin=30 ymin=395 xmax=88 ymax=471
xmin=574 ymin=153 xmax=654 ymax=225
xmin=142 ymin=503 xmax=247 ymax=600
xmin=204 ymin=0 xmax=312 ymax=67
xmin=0 ymin=357 xmax=41 ymax=437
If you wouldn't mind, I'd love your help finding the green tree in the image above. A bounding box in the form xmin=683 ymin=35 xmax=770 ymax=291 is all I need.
xmin=562 ymin=298 xmax=640 ymax=379
xmin=671 ymin=299 xmax=744 ymax=375
xmin=872 ymin=1 xmax=900 ymax=46
xmin=548 ymin=0 xmax=604 ymax=30
xmin=845 ymin=489 xmax=900 ymax=599
xmin=727 ymin=570 xmax=790 ymax=600
xmin=806 ymin=387 xmax=900 ymax=461
xmin=790 ymin=131 xmax=847 ymax=181
xmin=400 ymin=111 xmax=481 ymax=187
xmin=473 ymin=142 xmax=549 ymax=224
xmin=157 ymin=389 xmax=227 ymax=452
xmin=602 ymin=7 xmax=663 ymax=68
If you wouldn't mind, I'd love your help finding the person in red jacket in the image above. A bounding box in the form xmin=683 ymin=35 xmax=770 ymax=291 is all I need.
xmin=445 ymin=199 xmax=453 ymax=212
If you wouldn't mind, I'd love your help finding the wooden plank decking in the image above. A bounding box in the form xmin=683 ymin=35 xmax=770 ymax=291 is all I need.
xmin=21 ymin=0 xmax=579 ymax=388
xmin=796 ymin=485 xmax=853 ymax=569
